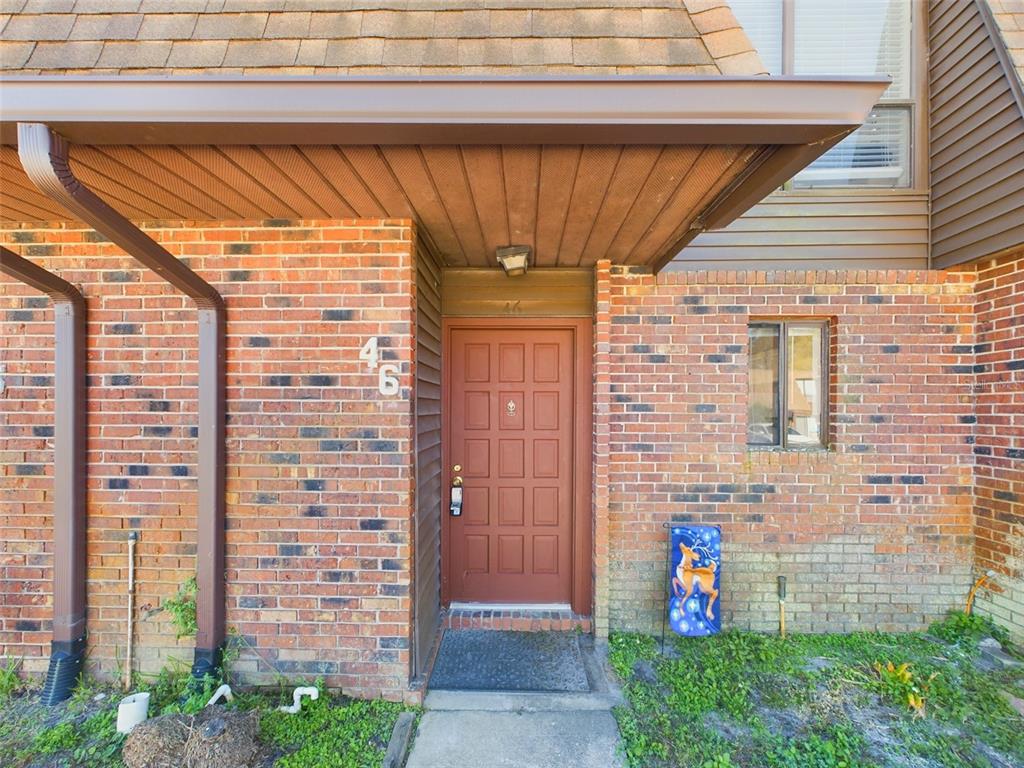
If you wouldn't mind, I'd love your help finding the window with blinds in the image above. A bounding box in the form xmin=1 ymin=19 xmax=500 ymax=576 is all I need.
xmin=728 ymin=0 xmax=783 ymax=75
xmin=728 ymin=0 xmax=914 ymax=189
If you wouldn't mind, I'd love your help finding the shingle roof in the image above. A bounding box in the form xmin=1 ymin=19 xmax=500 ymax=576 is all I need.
xmin=988 ymin=0 xmax=1024 ymax=86
xmin=0 ymin=0 xmax=766 ymax=76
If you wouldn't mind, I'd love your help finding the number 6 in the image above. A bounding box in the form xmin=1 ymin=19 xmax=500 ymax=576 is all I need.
xmin=378 ymin=364 xmax=399 ymax=396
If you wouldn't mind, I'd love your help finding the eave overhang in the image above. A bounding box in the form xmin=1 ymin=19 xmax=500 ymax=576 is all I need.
xmin=0 ymin=76 xmax=889 ymax=271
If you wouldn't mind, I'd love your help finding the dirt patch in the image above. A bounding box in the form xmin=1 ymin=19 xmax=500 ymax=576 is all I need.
xmin=123 ymin=708 xmax=268 ymax=768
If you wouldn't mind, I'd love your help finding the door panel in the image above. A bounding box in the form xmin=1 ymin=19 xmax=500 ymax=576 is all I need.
xmin=448 ymin=328 xmax=575 ymax=604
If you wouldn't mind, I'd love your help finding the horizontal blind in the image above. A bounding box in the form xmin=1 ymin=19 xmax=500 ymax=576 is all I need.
xmin=794 ymin=106 xmax=910 ymax=188
xmin=728 ymin=0 xmax=784 ymax=75
xmin=793 ymin=0 xmax=911 ymax=99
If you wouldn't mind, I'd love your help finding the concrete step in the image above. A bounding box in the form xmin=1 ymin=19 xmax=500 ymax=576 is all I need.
xmin=424 ymin=688 xmax=622 ymax=712
xmin=405 ymin=709 xmax=626 ymax=768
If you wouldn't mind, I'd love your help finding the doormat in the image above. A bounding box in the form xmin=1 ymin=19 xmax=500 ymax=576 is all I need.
xmin=428 ymin=630 xmax=591 ymax=692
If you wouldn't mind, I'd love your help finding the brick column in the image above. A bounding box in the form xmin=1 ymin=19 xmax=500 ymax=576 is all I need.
xmin=593 ymin=260 xmax=612 ymax=638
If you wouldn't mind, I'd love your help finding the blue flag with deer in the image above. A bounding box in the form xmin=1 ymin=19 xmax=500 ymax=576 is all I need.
xmin=669 ymin=525 xmax=721 ymax=636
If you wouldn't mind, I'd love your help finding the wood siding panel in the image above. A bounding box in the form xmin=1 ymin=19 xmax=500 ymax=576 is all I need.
xmin=680 ymin=194 xmax=930 ymax=268
xmin=929 ymin=0 xmax=1024 ymax=268
xmin=414 ymin=237 xmax=443 ymax=680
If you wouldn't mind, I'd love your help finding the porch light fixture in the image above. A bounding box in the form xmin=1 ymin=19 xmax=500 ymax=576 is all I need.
xmin=496 ymin=245 xmax=531 ymax=277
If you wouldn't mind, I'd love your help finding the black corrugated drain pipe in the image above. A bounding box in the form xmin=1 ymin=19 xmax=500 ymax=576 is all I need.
xmin=17 ymin=124 xmax=227 ymax=680
xmin=0 ymin=245 xmax=87 ymax=705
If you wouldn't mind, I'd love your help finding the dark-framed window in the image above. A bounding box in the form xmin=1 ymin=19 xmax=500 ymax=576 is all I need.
xmin=729 ymin=0 xmax=914 ymax=189
xmin=748 ymin=320 xmax=829 ymax=449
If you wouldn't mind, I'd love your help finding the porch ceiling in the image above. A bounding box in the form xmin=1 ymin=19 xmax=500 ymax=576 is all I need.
xmin=1 ymin=142 xmax=755 ymax=269
xmin=0 ymin=76 xmax=888 ymax=271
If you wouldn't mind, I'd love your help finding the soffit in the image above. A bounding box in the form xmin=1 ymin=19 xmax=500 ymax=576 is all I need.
xmin=0 ymin=142 xmax=756 ymax=269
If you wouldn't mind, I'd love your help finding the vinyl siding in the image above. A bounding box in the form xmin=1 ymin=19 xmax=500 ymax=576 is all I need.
xmin=929 ymin=0 xmax=1024 ymax=268
xmin=672 ymin=193 xmax=930 ymax=271
xmin=413 ymin=236 xmax=443 ymax=680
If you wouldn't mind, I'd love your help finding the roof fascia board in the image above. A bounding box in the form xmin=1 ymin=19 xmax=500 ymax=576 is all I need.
xmin=0 ymin=76 xmax=888 ymax=146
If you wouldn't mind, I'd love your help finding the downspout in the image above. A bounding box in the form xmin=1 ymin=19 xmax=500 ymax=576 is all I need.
xmin=0 ymin=245 xmax=87 ymax=705
xmin=17 ymin=123 xmax=227 ymax=679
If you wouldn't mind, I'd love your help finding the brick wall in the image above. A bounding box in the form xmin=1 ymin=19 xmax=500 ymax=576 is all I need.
xmin=0 ymin=220 xmax=419 ymax=702
xmin=596 ymin=266 xmax=978 ymax=635
xmin=971 ymin=247 xmax=1024 ymax=640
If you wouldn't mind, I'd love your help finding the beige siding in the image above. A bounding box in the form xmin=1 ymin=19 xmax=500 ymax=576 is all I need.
xmin=413 ymin=236 xmax=443 ymax=680
xmin=674 ymin=193 xmax=930 ymax=270
xmin=929 ymin=0 xmax=1024 ymax=268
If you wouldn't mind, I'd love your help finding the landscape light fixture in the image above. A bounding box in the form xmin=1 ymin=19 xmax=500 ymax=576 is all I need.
xmin=496 ymin=245 xmax=531 ymax=277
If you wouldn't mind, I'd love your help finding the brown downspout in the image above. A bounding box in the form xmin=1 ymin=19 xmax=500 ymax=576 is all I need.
xmin=0 ymin=245 xmax=87 ymax=704
xmin=17 ymin=123 xmax=227 ymax=680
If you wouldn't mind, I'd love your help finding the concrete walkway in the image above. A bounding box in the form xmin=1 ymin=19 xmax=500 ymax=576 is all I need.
xmin=405 ymin=634 xmax=622 ymax=768
xmin=405 ymin=690 xmax=626 ymax=768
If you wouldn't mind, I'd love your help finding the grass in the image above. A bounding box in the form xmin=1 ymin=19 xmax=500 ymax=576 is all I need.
xmin=0 ymin=660 xmax=413 ymax=768
xmin=609 ymin=612 xmax=1024 ymax=768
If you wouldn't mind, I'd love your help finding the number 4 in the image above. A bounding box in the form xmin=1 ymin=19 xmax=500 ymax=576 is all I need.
xmin=359 ymin=337 xmax=379 ymax=370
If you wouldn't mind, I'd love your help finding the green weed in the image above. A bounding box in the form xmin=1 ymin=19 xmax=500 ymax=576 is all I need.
xmin=609 ymin=624 xmax=1024 ymax=768
xmin=260 ymin=685 xmax=405 ymax=768
xmin=0 ymin=658 xmax=21 ymax=702
xmin=160 ymin=576 xmax=198 ymax=638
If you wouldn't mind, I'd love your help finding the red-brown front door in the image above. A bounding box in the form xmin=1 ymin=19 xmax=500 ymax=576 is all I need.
xmin=446 ymin=326 xmax=576 ymax=604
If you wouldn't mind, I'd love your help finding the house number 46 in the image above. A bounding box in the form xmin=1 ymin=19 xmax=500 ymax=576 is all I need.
xmin=359 ymin=337 xmax=400 ymax=397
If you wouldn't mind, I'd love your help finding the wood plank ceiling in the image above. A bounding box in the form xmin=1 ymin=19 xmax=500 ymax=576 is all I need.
xmin=0 ymin=143 xmax=758 ymax=268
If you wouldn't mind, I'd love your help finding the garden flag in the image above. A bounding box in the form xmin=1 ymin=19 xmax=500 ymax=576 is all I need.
xmin=669 ymin=525 xmax=722 ymax=636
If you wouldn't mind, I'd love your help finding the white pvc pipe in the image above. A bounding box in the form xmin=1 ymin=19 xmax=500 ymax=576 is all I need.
xmin=206 ymin=684 xmax=233 ymax=707
xmin=116 ymin=691 xmax=150 ymax=734
xmin=278 ymin=686 xmax=319 ymax=714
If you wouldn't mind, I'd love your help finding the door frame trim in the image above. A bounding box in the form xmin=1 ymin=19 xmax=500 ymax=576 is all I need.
xmin=440 ymin=316 xmax=594 ymax=616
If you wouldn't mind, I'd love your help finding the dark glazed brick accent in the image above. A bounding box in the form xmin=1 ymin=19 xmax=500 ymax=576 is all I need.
xmin=304 ymin=375 xmax=337 ymax=387
xmin=103 ymin=271 xmax=137 ymax=283
xmin=248 ymin=337 xmax=271 ymax=348
xmin=322 ymin=309 xmax=354 ymax=321
xmin=128 ymin=465 xmax=150 ymax=476
xmin=15 ymin=465 xmax=44 ymax=476
xmin=32 ymin=426 xmax=54 ymax=437
xmin=320 ymin=440 xmax=356 ymax=452
xmin=303 ymin=479 xmax=325 ymax=491
xmin=304 ymin=505 xmax=327 ymax=517
xmin=228 ymin=243 xmax=253 ymax=255
xmin=882 ymin=344 xmax=900 ymax=353
xmin=108 ymin=478 xmax=129 ymax=490
xmin=171 ymin=466 xmax=189 ymax=477
xmin=149 ymin=401 xmax=171 ymax=412
xmin=360 ymin=519 xmax=386 ymax=530
xmin=268 ymin=376 xmax=293 ymax=386
xmin=864 ymin=495 xmax=892 ymax=504
xmin=111 ymin=323 xmax=141 ymax=335
xmin=627 ymin=403 xmax=654 ymax=412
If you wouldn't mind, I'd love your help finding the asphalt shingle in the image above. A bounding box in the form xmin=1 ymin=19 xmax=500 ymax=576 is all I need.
xmin=0 ymin=0 xmax=767 ymax=75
